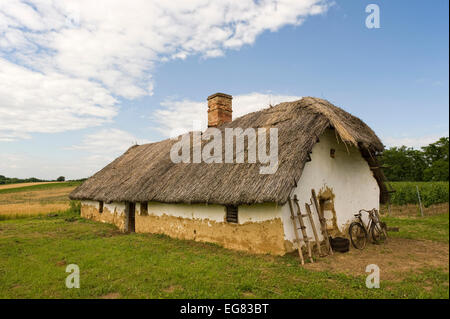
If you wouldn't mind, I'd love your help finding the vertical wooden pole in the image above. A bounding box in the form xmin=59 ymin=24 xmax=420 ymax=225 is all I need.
xmin=311 ymin=189 xmax=333 ymax=255
xmin=416 ymin=185 xmax=424 ymax=217
xmin=305 ymin=203 xmax=322 ymax=256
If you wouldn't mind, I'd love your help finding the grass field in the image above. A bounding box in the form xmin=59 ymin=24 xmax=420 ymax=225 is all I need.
xmin=383 ymin=212 xmax=449 ymax=243
xmin=387 ymin=181 xmax=449 ymax=207
xmin=0 ymin=181 xmax=82 ymax=195
xmin=0 ymin=182 xmax=61 ymax=190
xmin=0 ymin=181 xmax=81 ymax=219
xmin=380 ymin=202 xmax=449 ymax=218
xmin=0 ymin=181 xmax=447 ymax=298
xmin=0 ymin=207 xmax=448 ymax=299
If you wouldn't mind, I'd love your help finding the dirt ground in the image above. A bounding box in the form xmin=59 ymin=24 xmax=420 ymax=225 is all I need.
xmin=304 ymin=237 xmax=449 ymax=281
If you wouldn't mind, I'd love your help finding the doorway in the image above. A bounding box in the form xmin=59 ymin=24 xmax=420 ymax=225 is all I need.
xmin=128 ymin=202 xmax=136 ymax=233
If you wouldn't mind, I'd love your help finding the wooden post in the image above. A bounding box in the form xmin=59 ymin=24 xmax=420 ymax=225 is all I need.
xmin=311 ymin=189 xmax=333 ymax=255
xmin=416 ymin=185 xmax=424 ymax=217
xmin=305 ymin=202 xmax=322 ymax=256
xmin=387 ymin=200 xmax=391 ymax=217
xmin=288 ymin=198 xmax=305 ymax=265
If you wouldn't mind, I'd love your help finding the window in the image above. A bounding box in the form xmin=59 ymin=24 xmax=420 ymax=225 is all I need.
xmin=99 ymin=201 xmax=104 ymax=214
xmin=141 ymin=202 xmax=148 ymax=216
xmin=330 ymin=148 xmax=336 ymax=158
xmin=226 ymin=205 xmax=238 ymax=223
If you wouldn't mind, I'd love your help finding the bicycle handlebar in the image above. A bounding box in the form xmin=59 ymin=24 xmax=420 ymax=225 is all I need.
xmin=356 ymin=208 xmax=379 ymax=218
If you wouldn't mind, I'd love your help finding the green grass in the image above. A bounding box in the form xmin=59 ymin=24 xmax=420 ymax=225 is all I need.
xmin=382 ymin=212 xmax=449 ymax=243
xmin=0 ymin=209 xmax=448 ymax=299
xmin=388 ymin=181 xmax=449 ymax=207
xmin=0 ymin=212 xmax=48 ymax=221
xmin=0 ymin=181 xmax=82 ymax=195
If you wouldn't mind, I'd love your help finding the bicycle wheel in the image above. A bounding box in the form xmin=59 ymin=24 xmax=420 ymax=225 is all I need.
xmin=372 ymin=222 xmax=388 ymax=243
xmin=349 ymin=222 xmax=368 ymax=249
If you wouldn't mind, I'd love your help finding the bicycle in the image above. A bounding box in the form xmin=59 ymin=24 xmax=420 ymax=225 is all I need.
xmin=349 ymin=208 xmax=388 ymax=249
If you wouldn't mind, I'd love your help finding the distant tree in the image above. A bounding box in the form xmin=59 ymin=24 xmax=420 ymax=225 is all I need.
xmin=422 ymin=137 xmax=449 ymax=181
xmin=382 ymin=137 xmax=449 ymax=181
xmin=56 ymin=176 xmax=66 ymax=182
xmin=0 ymin=175 xmax=47 ymax=184
xmin=381 ymin=146 xmax=426 ymax=181
xmin=423 ymin=159 xmax=449 ymax=181
xmin=422 ymin=137 xmax=449 ymax=163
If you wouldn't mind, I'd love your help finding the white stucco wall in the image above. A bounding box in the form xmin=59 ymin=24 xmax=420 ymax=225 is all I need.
xmin=82 ymin=200 xmax=281 ymax=226
xmin=82 ymin=200 xmax=125 ymax=212
xmin=82 ymin=200 xmax=98 ymax=208
xmin=82 ymin=200 xmax=126 ymax=215
xmin=142 ymin=202 xmax=225 ymax=222
xmin=281 ymin=129 xmax=380 ymax=248
xmin=107 ymin=202 xmax=126 ymax=215
xmin=238 ymin=203 xmax=282 ymax=223
xmin=140 ymin=201 xmax=280 ymax=224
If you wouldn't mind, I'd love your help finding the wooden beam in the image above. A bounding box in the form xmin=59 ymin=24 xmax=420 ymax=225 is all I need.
xmin=311 ymin=189 xmax=333 ymax=255
xmin=305 ymin=202 xmax=322 ymax=256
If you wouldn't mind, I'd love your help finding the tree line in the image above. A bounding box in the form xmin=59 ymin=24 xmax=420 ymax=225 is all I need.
xmin=381 ymin=137 xmax=449 ymax=182
xmin=0 ymin=175 xmax=67 ymax=185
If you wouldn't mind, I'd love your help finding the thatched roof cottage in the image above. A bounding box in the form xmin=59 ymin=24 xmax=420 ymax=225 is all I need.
xmin=70 ymin=94 xmax=388 ymax=255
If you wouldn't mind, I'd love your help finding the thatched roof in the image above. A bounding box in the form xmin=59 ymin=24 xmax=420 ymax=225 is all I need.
xmin=70 ymin=97 xmax=388 ymax=205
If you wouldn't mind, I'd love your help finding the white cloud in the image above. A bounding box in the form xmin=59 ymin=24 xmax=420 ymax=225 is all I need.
xmin=66 ymin=128 xmax=151 ymax=177
xmin=69 ymin=128 xmax=150 ymax=154
xmin=0 ymin=58 xmax=117 ymax=141
xmin=0 ymin=151 xmax=88 ymax=180
xmin=153 ymin=92 xmax=302 ymax=138
xmin=0 ymin=129 xmax=151 ymax=179
xmin=382 ymin=133 xmax=449 ymax=149
xmin=0 ymin=0 xmax=329 ymax=140
xmin=0 ymin=130 xmax=30 ymax=142
xmin=0 ymin=150 xmax=117 ymax=180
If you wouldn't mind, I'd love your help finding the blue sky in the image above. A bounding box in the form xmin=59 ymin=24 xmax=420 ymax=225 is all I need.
xmin=0 ymin=0 xmax=448 ymax=179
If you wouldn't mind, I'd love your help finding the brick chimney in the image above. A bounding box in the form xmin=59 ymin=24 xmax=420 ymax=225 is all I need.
xmin=207 ymin=93 xmax=232 ymax=127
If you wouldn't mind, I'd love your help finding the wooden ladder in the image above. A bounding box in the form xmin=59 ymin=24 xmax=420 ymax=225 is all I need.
xmin=288 ymin=195 xmax=314 ymax=264
xmin=311 ymin=189 xmax=333 ymax=255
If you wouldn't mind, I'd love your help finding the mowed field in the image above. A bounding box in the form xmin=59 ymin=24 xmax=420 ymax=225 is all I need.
xmin=0 ymin=182 xmax=62 ymax=190
xmin=0 ymin=182 xmax=81 ymax=219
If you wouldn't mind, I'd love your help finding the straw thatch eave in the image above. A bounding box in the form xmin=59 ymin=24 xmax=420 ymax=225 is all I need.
xmin=69 ymin=97 xmax=387 ymax=205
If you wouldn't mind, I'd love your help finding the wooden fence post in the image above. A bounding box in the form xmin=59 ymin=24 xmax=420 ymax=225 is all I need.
xmin=416 ymin=185 xmax=424 ymax=217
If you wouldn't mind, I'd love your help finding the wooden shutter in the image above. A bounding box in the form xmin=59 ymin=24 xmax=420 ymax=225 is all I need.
xmin=226 ymin=205 xmax=238 ymax=223
xmin=141 ymin=202 xmax=148 ymax=216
